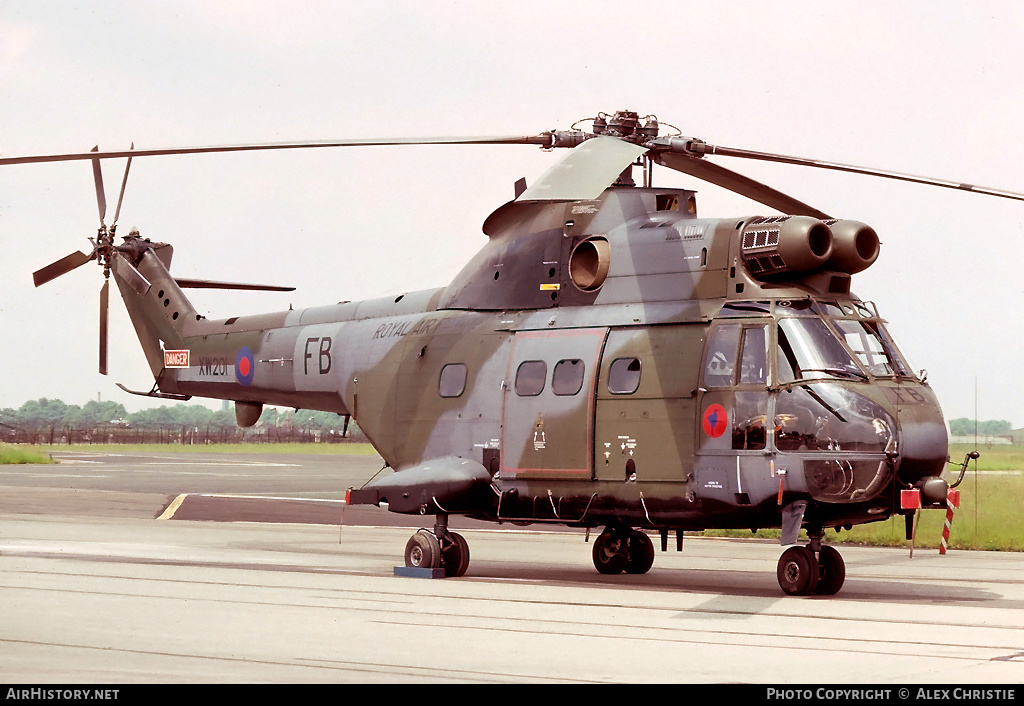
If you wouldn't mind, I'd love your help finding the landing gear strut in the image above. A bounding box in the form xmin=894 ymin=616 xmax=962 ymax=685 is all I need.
xmin=776 ymin=532 xmax=846 ymax=596
xmin=403 ymin=513 xmax=470 ymax=577
xmin=591 ymin=526 xmax=655 ymax=575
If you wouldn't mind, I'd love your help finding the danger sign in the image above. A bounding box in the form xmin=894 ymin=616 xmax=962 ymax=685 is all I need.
xmin=164 ymin=350 xmax=190 ymax=368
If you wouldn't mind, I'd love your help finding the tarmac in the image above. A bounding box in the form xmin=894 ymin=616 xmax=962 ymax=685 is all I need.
xmin=0 ymin=449 xmax=1021 ymax=684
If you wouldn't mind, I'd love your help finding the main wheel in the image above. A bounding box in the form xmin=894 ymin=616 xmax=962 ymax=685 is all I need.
xmin=815 ymin=545 xmax=846 ymax=595
xmin=625 ymin=530 xmax=655 ymax=575
xmin=777 ymin=545 xmax=819 ymax=596
xmin=442 ymin=532 xmax=470 ymax=577
xmin=592 ymin=528 xmax=628 ymax=575
xmin=405 ymin=530 xmax=441 ymax=569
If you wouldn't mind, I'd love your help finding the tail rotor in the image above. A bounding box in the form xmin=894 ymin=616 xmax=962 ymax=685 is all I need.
xmin=32 ymin=144 xmax=141 ymax=375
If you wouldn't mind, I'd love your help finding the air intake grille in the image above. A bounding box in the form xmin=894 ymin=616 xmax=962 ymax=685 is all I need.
xmin=743 ymin=228 xmax=781 ymax=249
xmin=742 ymin=217 xmax=791 ymax=274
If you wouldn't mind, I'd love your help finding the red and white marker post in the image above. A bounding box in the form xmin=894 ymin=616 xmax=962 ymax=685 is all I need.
xmin=939 ymin=488 xmax=961 ymax=555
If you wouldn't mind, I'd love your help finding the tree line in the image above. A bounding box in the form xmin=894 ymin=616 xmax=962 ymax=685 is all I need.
xmin=2 ymin=398 xmax=1014 ymax=446
xmin=0 ymin=398 xmax=366 ymax=445
xmin=947 ymin=418 xmax=1013 ymax=437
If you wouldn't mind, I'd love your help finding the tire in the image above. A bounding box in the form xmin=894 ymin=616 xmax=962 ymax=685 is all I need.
xmin=777 ymin=545 xmax=819 ymax=596
xmin=815 ymin=545 xmax=846 ymax=596
xmin=405 ymin=530 xmax=441 ymax=569
xmin=625 ymin=530 xmax=655 ymax=574
xmin=443 ymin=532 xmax=470 ymax=578
xmin=592 ymin=529 xmax=628 ymax=575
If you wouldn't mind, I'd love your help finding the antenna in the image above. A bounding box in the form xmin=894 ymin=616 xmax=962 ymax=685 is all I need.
xmin=974 ymin=377 xmax=979 ymax=533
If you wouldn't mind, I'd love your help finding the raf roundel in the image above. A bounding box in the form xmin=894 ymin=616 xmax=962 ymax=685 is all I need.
xmin=702 ymin=403 xmax=728 ymax=438
xmin=235 ymin=346 xmax=255 ymax=386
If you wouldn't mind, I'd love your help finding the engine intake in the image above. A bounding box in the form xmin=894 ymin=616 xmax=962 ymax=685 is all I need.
xmin=825 ymin=220 xmax=880 ymax=274
xmin=740 ymin=216 xmax=833 ymax=278
xmin=740 ymin=217 xmax=880 ymax=280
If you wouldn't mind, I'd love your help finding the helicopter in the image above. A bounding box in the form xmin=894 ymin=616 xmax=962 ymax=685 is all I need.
xmin=9 ymin=109 xmax=1011 ymax=596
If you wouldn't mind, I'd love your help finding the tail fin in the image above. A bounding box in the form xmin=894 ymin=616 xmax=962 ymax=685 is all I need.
xmin=111 ymin=237 xmax=197 ymax=379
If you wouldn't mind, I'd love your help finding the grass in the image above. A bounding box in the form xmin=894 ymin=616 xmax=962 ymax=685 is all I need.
xmin=0 ymin=444 xmax=55 ymax=464
xmin=704 ymin=444 xmax=1023 ymax=551
xmin=949 ymin=443 xmax=1024 ymax=471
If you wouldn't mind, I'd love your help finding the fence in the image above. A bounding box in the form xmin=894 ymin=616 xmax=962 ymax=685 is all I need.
xmin=2 ymin=424 xmax=367 ymax=445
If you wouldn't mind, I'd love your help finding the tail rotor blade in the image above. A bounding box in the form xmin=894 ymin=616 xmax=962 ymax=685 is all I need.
xmin=99 ymin=278 xmax=109 ymax=376
xmin=33 ymin=250 xmax=92 ymax=287
xmin=112 ymin=143 xmax=133 ymax=226
xmin=91 ymin=146 xmax=107 ymax=225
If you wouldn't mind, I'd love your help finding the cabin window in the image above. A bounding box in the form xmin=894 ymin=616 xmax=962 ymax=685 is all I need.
xmin=514 ymin=360 xmax=547 ymax=396
xmin=552 ymin=359 xmax=585 ymax=396
xmin=438 ymin=363 xmax=467 ymax=398
xmin=607 ymin=357 xmax=642 ymax=394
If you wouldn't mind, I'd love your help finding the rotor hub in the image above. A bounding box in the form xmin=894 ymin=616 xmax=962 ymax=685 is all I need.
xmin=591 ymin=110 xmax=661 ymax=145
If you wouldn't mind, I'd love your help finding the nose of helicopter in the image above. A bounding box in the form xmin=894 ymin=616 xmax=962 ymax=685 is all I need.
xmin=895 ymin=395 xmax=949 ymax=484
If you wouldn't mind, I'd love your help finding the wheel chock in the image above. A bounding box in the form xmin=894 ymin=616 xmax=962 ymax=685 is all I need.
xmin=394 ymin=566 xmax=445 ymax=578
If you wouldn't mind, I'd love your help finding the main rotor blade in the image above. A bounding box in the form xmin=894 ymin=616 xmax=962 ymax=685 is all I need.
xmin=0 ymin=134 xmax=554 ymax=166
xmin=91 ymin=146 xmax=106 ymax=224
xmin=32 ymin=250 xmax=92 ymax=287
xmin=99 ymin=278 xmax=109 ymax=376
xmin=174 ymin=278 xmax=294 ymax=291
xmin=688 ymin=142 xmax=1024 ymax=204
xmin=657 ymin=151 xmax=832 ymax=219
xmin=517 ymin=136 xmax=648 ymax=201
xmin=112 ymin=143 xmax=133 ymax=226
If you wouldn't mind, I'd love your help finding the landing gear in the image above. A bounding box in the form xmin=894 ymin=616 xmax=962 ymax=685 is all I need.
xmin=591 ymin=526 xmax=655 ymax=575
xmin=777 ymin=546 xmax=819 ymax=595
xmin=444 ymin=532 xmax=471 ymax=578
xmin=405 ymin=529 xmax=441 ymax=569
xmin=403 ymin=514 xmax=470 ymax=577
xmin=776 ymin=541 xmax=847 ymax=596
xmin=815 ymin=545 xmax=846 ymax=596
xmin=626 ymin=529 xmax=655 ymax=574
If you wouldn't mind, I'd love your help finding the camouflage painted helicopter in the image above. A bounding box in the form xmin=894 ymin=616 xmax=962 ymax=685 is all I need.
xmin=11 ymin=110 xmax=1011 ymax=596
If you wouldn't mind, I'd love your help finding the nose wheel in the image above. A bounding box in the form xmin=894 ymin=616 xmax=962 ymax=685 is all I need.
xmin=776 ymin=543 xmax=846 ymax=596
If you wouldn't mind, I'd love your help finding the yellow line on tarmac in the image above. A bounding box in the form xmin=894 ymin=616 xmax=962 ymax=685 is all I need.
xmin=158 ymin=493 xmax=188 ymax=520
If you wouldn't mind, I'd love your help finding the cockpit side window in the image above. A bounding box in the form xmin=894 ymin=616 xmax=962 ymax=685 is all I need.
xmin=739 ymin=325 xmax=769 ymax=385
xmin=704 ymin=323 xmax=771 ymax=387
xmin=702 ymin=324 xmax=741 ymax=387
xmin=831 ymin=318 xmax=913 ymax=377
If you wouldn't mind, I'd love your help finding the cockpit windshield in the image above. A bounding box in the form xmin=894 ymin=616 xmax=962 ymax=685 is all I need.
xmin=776 ymin=300 xmax=914 ymax=382
xmin=777 ymin=317 xmax=867 ymax=383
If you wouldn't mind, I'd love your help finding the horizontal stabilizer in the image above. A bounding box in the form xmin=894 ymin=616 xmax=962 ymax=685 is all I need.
xmin=175 ymin=278 xmax=295 ymax=292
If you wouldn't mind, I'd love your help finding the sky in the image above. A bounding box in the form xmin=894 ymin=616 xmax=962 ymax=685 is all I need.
xmin=1 ymin=1 xmax=1023 ymax=427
